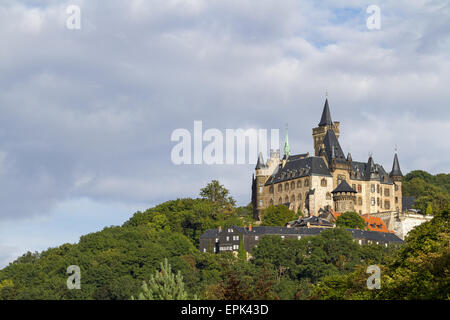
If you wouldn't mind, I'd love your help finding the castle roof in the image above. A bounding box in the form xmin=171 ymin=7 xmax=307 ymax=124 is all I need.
xmin=331 ymin=180 xmax=357 ymax=194
xmin=323 ymin=129 xmax=346 ymax=163
xmin=200 ymin=225 xmax=403 ymax=243
xmin=264 ymin=155 xmax=331 ymax=186
xmin=255 ymin=152 xmax=265 ymax=170
xmin=318 ymin=98 xmax=333 ymax=126
xmin=390 ymin=153 xmax=403 ymax=177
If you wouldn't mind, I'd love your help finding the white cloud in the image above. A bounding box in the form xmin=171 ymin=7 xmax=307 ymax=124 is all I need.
xmin=0 ymin=0 xmax=448 ymax=226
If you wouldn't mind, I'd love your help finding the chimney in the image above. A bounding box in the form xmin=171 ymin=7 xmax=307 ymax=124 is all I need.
xmin=248 ymin=224 xmax=252 ymax=231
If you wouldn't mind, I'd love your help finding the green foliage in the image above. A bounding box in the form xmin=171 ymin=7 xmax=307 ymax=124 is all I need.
xmin=200 ymin=180 xmax=236 ymax=208
xmin=132 ymin=258 xmax=191 ymax=300
xmin=403 ymin=170 xmax=450 ymax=213
xmin=124 ymin=198 xmax=242 ymax=246
xmin=206 ymin=260 xmax=277 ymax=300
xmin=376 ymin=206 xmax=450 ymax=299
xmin=1 ymin=174 xmax=447 ymax=300
xmin=261 ymin=205 xmax=297 ymax=226
xmin=309 ymin=206 xmax=450 ymax=300
xmin=336 ymin=212 xmax=366 ymax=230
xmin=252 ymin=228 xmax=362 ymax=284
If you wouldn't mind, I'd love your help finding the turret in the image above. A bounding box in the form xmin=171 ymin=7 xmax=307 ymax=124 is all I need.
xmin=332 ymin=180 xmax=357 ymax=213
xmin=390 ymin=152 xmax=403 ymax=180
xmin=390 ymin=151 xmax=403 ymax=213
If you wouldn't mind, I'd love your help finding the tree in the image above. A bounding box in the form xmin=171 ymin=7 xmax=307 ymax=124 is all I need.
xmin=426 ymin=203 xmax=433 ymax=215
xmin=132 ymin=258 xmax=191 ymax=300
xmin=261 ymin=205 xmax=297 ymax=226
xmin=336 ymin=212 xmax=366 ymax=230
xmin=200 ymin=180 xmax=236 ymax=207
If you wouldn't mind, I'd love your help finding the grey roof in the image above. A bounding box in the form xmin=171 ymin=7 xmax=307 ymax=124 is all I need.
xmin=318 ymin=99 xmax=333 ymax=126
xmin=402 ymin=196 xmax=416 ymax=211
xmin=200 ymin=225 xmax=404 ymax=243
xmin=349 ymin=160 xmax=394 ymax=185
xmin=390 ymin=153 xmax=403 ymax=177
xmin=255 ymin=152 xmax=265 ymax=169
xmin=264 ymin=155 xmax=331 ymax=186
xmin=323 ymin=129 xmax=346 ymax=163
xmin=287 ymin=216 xmax=335 ymax=228
xmin=332 ymin=180 xmax=357 ymax=194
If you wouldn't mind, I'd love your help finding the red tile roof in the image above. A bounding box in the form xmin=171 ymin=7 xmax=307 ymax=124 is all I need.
xmin=330 ymin=210 xmax=392 ymax=233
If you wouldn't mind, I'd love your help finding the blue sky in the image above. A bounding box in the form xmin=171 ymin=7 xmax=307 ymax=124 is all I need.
xmin=0 ymin=0 xmax=449 ymax=268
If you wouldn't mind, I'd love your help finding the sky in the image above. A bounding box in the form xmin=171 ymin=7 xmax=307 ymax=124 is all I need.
xmin=0 ymin=0 xmax=449 ymax=268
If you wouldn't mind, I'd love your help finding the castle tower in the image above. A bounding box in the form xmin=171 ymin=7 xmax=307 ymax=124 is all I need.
xmin=332 ymin=180 xmax=357 ymax=213
xmin=390 ymin=151 xmax=403 ymax=212
xmin=312 ymin=98 xmax=340 ymax=156
xmin=253 ymin=152 xmax=268 ymax=220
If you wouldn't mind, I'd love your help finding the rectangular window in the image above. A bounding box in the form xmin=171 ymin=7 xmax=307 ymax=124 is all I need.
xmin=255 ymin=236 xmax=259 ymax=241
xmin=215 ymin=238 xmax=219 ymax=243
xmin=226 ymin=236 xmax=229 ymax=241
xmin=384 ymin=188 xmax=390 ymax=197
xmin=371 ymin=197 xmax=375 ymax=206
xmin=385 ymin=200 xmax=390 ymax=209
xmin=371 ymin=184 xmax=375 ymax=193
xmin=358 ymin=184 xmax=362 ymax=193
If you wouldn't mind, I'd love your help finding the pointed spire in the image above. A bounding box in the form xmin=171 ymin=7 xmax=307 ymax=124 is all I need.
xmin=367 ymin=155 xmax=375 ymax=173
xmin=347 ymin=152 xmax=352 ymax=162
xmin=390 ymin=152 xmax=403 ymax=177
xmin=318 ymin=98 xmax=333 ymax=126
xmin=255 ymin=152 xmax=265 ymax=170
xmin=283 ymin=124 xmax=290 ymax=157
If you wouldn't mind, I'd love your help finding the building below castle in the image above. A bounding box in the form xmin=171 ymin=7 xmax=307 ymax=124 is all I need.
xmin=199 ymin=225 xmax=404 ymax=255
xmin=251 ymin=98 xmax=403 ymax=221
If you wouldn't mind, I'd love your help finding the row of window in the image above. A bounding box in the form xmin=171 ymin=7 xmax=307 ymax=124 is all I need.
xmin=269 ymin=179 xmax=311 ymax=193
xmin=216 ymin=235 xmax=239 ymax=242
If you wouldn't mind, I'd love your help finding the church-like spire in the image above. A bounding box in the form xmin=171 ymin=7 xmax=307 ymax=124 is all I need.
xmin=390 ymin=151 xmax=403 ymax=177
xmin=318 ymin=98 xmax=333 ymax=127
xmin=283 ymin=124 xmax=290 ymax=157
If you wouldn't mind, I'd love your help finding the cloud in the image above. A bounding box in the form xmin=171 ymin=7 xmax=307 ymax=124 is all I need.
xmin=0 ymin=0 xmax=449 ymax=225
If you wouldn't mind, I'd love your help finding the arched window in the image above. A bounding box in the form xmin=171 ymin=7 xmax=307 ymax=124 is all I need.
xmin=278 ymin=184 xmax=282 ymax=192
xmin=321 ymin=179 xmax=327 ymax=187
xmin=326 ymin=192 xmax=331 ymax=200
xmin=285 ymin=196 xmax=289 ymax=203
xmin=269 ymin=199 xmax=274 ymax=205
xmin=298 ymin=193 xmax=302 ymax=201
xmin=291 ymin=181 xmax=295 ymax=190
xmin=304 ymin=179 xmax=309 ymax=187
xmin=285 ymin=183 xmax=289 ymax=191
xmin=291 ymin=195 xmax=295 ymax=203
xmin=278 ymin=197 xmax=282 ymax=205
xmin=269 ymin=186 xmax=274 ymax=193
xmin=297 ymin=180 xmax=301 ymax=188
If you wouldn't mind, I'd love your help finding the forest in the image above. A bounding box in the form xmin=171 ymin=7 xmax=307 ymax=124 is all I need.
xmin=0 ymin=171 xmax=448 ymax=300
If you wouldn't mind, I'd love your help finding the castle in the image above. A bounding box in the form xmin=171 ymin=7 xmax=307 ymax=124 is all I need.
xmin=251 ymin=98 xmax=403 ymax=221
